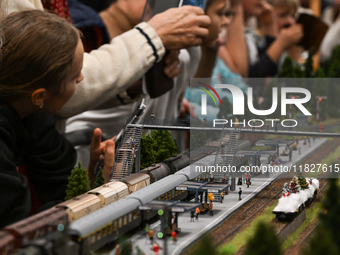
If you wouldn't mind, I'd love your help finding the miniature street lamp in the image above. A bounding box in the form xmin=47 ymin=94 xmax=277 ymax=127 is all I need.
xmin=315 ymin=96 xmax=327 ymax=123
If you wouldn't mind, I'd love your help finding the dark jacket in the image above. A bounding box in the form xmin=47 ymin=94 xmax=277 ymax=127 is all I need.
xmin=0 ymin=103 xmax=76 ymax=228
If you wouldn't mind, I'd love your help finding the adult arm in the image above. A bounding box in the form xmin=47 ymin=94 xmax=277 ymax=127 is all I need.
xmin=220 ymin=4 xmax=248 ymax=77
xmin=248 ymin=24 xmax=303 ymax=77
xmin=57 ymin=6 xmax=210 ymax=119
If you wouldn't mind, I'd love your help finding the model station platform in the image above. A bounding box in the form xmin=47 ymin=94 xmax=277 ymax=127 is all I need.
xmin=107 ymin=137 xmax=327 ymax=255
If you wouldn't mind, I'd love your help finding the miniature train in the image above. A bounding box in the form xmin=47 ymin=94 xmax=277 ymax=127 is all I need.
xmin=272 ymin=177 xmax=319 ymax=221
xmin=1 ymin=141 xmax=251 ymax=254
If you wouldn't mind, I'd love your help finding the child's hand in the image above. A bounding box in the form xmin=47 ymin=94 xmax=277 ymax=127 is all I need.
xmin=257 ymin=2 xmax=278 ymax=37
xmin=258 ymin=2 xmax=275 ymax=25
xmin=179 ymin=97 xmax=197 ymax=119
xmin=164 ymin=50 xmax=181 ymax=78
xmin=277 ymin=23 xmax=303 ymax=50
xmin=88 ymin=128 xmax=116 ymax=184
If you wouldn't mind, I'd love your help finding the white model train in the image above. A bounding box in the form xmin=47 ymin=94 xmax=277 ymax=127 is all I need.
xmin=273 ymin=177 xmax=319 ymax=221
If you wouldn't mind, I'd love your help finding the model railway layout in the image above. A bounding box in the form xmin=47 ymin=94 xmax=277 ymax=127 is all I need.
xmin=0 ymin=137 xmax=331 ymax=255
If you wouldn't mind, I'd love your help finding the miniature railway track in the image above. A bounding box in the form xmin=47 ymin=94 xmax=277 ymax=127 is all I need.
xmin=212 ymin=178 xmax=287 ymax=246
xmin=233 ymin=177 xmax=329 ymax=255
xmin=283 ymin=179 xmax=329 ymax=255
xmin=183 ymin=138 xmax=340 ymax=255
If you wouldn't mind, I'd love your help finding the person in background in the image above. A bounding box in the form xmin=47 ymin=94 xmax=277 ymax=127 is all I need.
xmin=218 ymin=0 xmax=249 ymax=78
xmin=0 ymin=10 xmax=114 ymax=228
xmin=266 ymin=0 xmax=305 ymax=69
xmin=1 ymin=0 xmax=211 ymax=133
xmin=241 ymin=0 xmax=303 ymax=77
xmin=65 ymin=0 xmax=202 ymax=164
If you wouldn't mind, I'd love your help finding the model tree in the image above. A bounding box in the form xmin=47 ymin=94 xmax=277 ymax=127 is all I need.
xmin=217 ymin=97 xmax=232 ymax=119
xmin=139 ymin=130 xmax=179 ymax=169
xmin=65 ymin=162 xmax=90 ymax=200
xmin=244 ymin=221 xmax=282 ymax=255
xmin=193 ymin=235 xmax=219 ymax=255
xmin=304 ymin=48 xmax=314 ymax=78
xmin=92 ymin=168 xmax=104 ymax=189
xmin=278 ymin=56 xmax=295 ymax=78
xmin=318 ymin=178 xmax=340 ymax=248
xmin=139 ymin=133 xmax=156 ymax=169
xmin=296 ymin=171 xmax=309 ymax=190
xmin=302 ymin=177 xmax=340 ymax=254
xmin=323 ymin=45 xmax=340 ymax=77
xmin=151 ymin=130 xmax=179 ymax=163
xmin=302 ymin=226 xmax=339 ymax=255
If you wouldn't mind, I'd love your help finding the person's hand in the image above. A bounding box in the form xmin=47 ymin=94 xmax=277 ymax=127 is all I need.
xmin=179 ymin=97 xmax=197 ymax=118
xmin=257 ymin=2 xmax=276 ymax=27
xmin=148 ymin=6 xmax=211 ymax=50
xmin=88 ymin=128 xmax=116 ymax=184
xmin=257 ymin=2 xmax=278 ymax=37
xmin=277 ymin=23 xmax=303 ymax=50
xmin=164 ymin=50 xmax=180 ymax=78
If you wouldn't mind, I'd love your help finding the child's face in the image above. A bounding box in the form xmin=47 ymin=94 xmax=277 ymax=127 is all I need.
xmin=275 ymin=6 xmax=296 ymax=30
xmin=204 ymin=0 xmax=229 ymax=48
xmin=47 ymin=39 xmax=84 ymax=112
xmin=243 ymin=0 xmax=265 ymax=18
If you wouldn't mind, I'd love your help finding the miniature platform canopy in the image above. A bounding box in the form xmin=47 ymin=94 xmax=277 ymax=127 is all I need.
xmin=139 ymin=200 xmax=201 ymax=234
xmin=139 ymin=200 xmax=201 ymax=213
xmin=255 ymin=140 xmax=295 ymax=158
xmin=176 ymin=181 xmax=229 ymax=203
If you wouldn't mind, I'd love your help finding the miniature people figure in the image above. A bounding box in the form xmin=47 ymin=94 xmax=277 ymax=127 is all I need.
xmin=145 ymin=224 xmax=149 ymax=243
xmin=289 ymin=147 xmax=292 ymax=161
xmin=274 ymin=119 xmax=279 ymax=131
xmin=221 ymin=142 xmax=225 ymax=155
xmin=320 ymin=122 xmax=323 ymax=132
xmin=222 ymin=176 xmax=226 ymax=183
xmin=202 ymin=117 xmax=207 ymax=127
xmin=220 ymin=192 xmax=224 ymax=203
xmin=251 ymin=119 xmax=256 ymax=131
xmin=209 ymin=202 xmax=213 ymax=216
xmin=235 ymin=118 xmax=239 ymax=129
xmin=238 ymin=188 xmax=242 ymax=200
xmin=190 ymin=209 xmax=195 ymax=222
xmin=171 ymin=230 xmax=177 ymax=244
xmin=245 ymin=173 xmax=248 ymax=184
xmin=153 ymin=242 xmax=159 ymax=255
xmin=136 ymin=246 xmax=143 ymax=255
xmin=274 ymin=157 xmax=280 ymax=165
xmin=238 ymin=176 xmax=242 ymax=185
xmin=150 ymin=112 xmax=156 ymax=124
xmin=195 ymin=207 xmax=200 ymax=220
xmin=130 ymin=138 xmax=135 ymax=150
xmin=148 ymin=229 xmax=154 ymax=244
xmin=307 ymin=137 xmax=310 ymax=147
xmin=115 ymin=244 xmax=120 ymax=255
xmin=247 ymin=180 xmax=250 ymax=188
